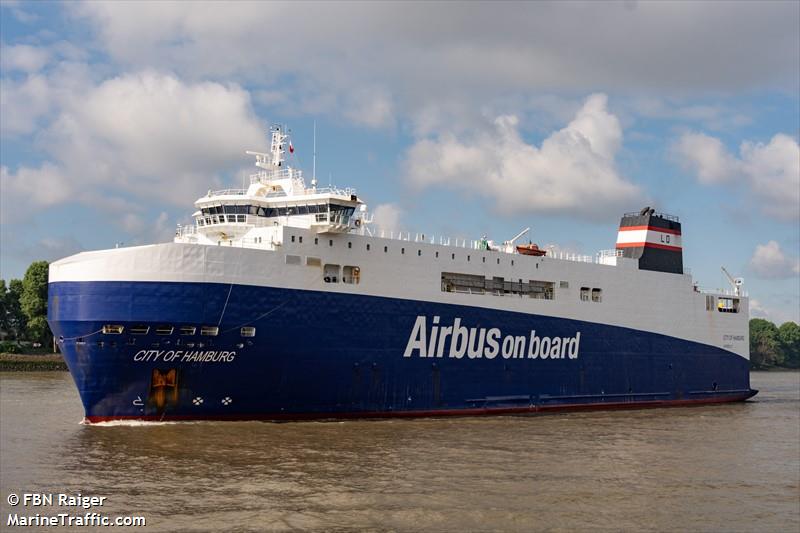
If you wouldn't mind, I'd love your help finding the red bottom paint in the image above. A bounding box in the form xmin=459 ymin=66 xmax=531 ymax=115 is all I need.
xmin=85 ymin=391 xmax=757 ymax=424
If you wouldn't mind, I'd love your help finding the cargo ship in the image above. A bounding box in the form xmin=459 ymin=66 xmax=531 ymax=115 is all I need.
xmin=47 ymin=125 xmax=756 ymax=422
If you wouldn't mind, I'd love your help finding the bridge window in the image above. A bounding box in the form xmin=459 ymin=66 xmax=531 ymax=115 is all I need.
xmin=102 ymin=325 xmax=124 ymax=334
xmin=130 ymin=325 xmax=150 ymax=335
xmin=240 ymin=327 xmax=256 ymax=337
xmin=179 ymin=326 xmax=196 ymax=336
xmin=343 ymin=266 xmax=361 ymax=284
xmin=200 ymin=326 xmax=219 ymax=336
xmin=155 ymin=326 xmax=174 ymax=335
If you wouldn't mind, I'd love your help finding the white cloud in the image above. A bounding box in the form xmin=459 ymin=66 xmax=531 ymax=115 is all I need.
xmin=371 ymin=203 xmax=402 ymax=231
xmin=0 ymin=44 xmax=50 ymax=73
xmin=673 ymin=132 xmax=739 ymax=184
xmin=740 ymin=135 xmax=800 ymax=221
xmin=674 ymin=132 xmax=800 ymax=221
xmin=749 ymin=241 xmax=800 ymax=280
xmin=404 ymin=93 xmax=641 ymax=218
xmin=2 ymin=71 xmax=267 ymax=230
xmin=68 ymin=2 xmax=799 ymax=128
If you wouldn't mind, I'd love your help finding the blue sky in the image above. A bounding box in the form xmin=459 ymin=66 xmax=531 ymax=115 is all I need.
xmin=1 ymin=1 xmax=798 ymax=323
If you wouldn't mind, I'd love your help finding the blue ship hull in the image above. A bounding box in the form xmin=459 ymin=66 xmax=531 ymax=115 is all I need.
xmin=47 ymin=281 xmax=756 ymax=422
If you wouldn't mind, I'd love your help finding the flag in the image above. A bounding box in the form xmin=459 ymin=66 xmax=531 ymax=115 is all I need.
xmin=289 ymin=141 xmax=294 ymax=154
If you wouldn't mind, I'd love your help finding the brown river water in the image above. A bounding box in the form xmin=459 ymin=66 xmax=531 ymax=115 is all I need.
xmin=1 ymin=371 xmax=798 ymax=532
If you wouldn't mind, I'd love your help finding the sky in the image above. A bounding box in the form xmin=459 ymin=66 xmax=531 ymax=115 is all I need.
xmin=1 ymin=0 xmax=798 ymax=324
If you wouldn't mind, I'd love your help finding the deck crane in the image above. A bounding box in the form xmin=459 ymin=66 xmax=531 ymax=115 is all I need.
xmin=721 ymin=266 xmax=744 ymax=297
xmin=502 ymin=227 xmax=530 ymax=254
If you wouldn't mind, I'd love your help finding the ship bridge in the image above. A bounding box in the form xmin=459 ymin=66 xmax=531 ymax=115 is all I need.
xmin=175 ymin=125 xmax=364 ymax=246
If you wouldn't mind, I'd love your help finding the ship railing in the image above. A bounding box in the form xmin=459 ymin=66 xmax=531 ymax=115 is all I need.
xmin=371 ymin=229 xmax=598 ymax=263
xmin=207 ymin=188 xmax=247 ymax=197
xmin=697 ymin=287 xmax=749 ymax=297
xmin=249 ymin=168 xmax=303 ymax=183
xmin=249 ymin=169 xmax=357 ymax=198
xmin=597 ymin=249 xmax=623 ymax=257
xmin=623 ymin=211 xmax=680 ymax=222
xmin=175 ymin=224 xmax=198 ymax=237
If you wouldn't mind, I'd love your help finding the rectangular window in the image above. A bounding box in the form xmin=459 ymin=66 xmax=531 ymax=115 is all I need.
xmin=306 ymin=256 xmax=321 ymax=267
xmin=155 ymin=325 xmax=174 ymax=335
xmin=591 ymin=288 xmax=602 ymax=302
xmin=717 ymin=298 xmax=740 ymax=313
xmin=706 ymin=295 xmax=715 ymax=311
xmin=102 ymin=324 xmax=124 ymax=334
xmin=441 ymin=272 xmax=485 ymax=294
xmin=343 ymin=266 xmax=361 ymax=284
xmin=200 ymin=326 xmax=219 ymax=336
xmin=240 ymin=326 xmax=256 ymax=337
xmin=324 ymin=264 xmax=340 ymax=283
xmin=179 ymin=326 xmax=196 ymax=336
xmin=130 ymin=325 xmax=150 ymax=335
xmin=529 ymin=280 xmax=555 ymax=300
xmin=285 ymin=254 xmax=301 ymax=265
xmin=560 ymin=281 xmax=569 ymax=289
xmin=580 ymin=287 xmax=590 ymax=301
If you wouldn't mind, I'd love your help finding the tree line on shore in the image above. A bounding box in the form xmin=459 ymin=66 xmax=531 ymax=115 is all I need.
xmin=0 ymin=261 xmax=50 ymax=351
xmin=0 ymin=260 xmax=799 ymax=369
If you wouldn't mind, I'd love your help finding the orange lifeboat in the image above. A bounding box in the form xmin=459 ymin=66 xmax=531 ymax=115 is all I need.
xmin=516 ymin=243 xmax=547 ymax=256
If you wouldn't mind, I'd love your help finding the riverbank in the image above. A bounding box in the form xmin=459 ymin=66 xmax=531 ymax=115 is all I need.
xmin=0 ymin=353 xmax=67 ymax=372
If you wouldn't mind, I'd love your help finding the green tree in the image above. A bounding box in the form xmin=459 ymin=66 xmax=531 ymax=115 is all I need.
xmin=0 ymin=280 xmax=7 ymax=338
xmin=5 ymin=279 xmax=26 ymax=340
xmin=749 ymin=318 xmax=783 ymax=368
xmin=20 ymin=261 xmax=50 ymax=344
xmin=777 ymin=321 xmax=800 ymax=368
